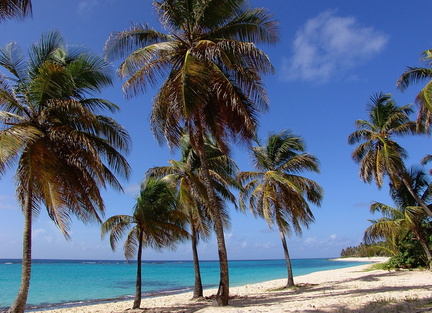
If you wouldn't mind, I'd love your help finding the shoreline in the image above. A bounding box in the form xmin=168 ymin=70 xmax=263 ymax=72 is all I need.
xmin=20 ymin=257 xmax=369 ymax=311
xmin=27 ymin=256 xmax=432 ymax=313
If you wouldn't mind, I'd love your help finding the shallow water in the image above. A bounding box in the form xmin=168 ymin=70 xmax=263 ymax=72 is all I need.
xmin=0 ymin=258 xmax=367 ymax=310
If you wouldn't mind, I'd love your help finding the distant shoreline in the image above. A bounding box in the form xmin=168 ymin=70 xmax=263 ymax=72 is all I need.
xmin=330 ymin=256 xmax=390 ymax=263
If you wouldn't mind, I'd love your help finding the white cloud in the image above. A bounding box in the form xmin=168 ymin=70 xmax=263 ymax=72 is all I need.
xmin=282 ymin=10 xmax=389 ymax=83
xmin=124 ymin=183 xmax=140 ymax=196
xmin=0 ymin=193 xmax=19 ymax=211
xmin=304 ymin=237 xmax=318 ymax=245
xmin=32 ymin=228 xmax=53 ymax=243
xmin=78 ymin=0 xmax=100 ymax=18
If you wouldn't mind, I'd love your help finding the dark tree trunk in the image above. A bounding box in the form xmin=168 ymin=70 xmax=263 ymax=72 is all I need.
xmin=133 ymin=231 xmax=143 ymax=309
xmin=191 ymin=224 xmax=203 ymax=298
xmin=197 ymin=146 xmax=229 ymax=306
xmin=414 ymin=229 xmax=432 ymax=269
xmin=8 ymin=191 xmax=33 ymax=313
xmin=278 ymin=226 xmax=294 ymax=288
xmin=400 ymin=174 xmax=432 ymax=218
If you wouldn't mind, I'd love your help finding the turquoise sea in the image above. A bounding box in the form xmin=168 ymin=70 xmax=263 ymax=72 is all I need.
xmin=0 ymin=258 xmax=367 ymax=311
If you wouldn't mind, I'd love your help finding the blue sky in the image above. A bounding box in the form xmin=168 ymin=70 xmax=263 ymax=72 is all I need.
xmin=1 ymin=0 xmax=431 ymax=261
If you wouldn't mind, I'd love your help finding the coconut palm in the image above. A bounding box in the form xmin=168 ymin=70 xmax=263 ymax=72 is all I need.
xmin=147 ymin=135 xmax=237 ymax=298
xmin=397 ymin=49 xmax=432 ymax=132
xmin=0 ymin=31 xmax=131 ymax=313
xmin=364 ymin=168 xmax=432 ymax=268
xmin=238 ymin=130 xmax=323 ymax=288
xmin=348 ymin=92 xmax=432 ymax=218
xmin=101 ymin=177 xmax=188 ymax=309
xmin=104 ymin=0 xmax=278 ymax=305
xmin=0 ymin=0 xmax=31 ymax=21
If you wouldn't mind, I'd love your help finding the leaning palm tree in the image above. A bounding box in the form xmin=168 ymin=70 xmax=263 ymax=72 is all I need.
xmin=348 ymin=92 xmax=432 ymax=218
xmin=104 ymin=0 xmax=278 ymax=305
xmin=0 ymin=31 xmax=131 ymax=313
xmin=365 ymin=167 xmax=432 ymax=268
xmin=0 ymin=0 xmax=31 ymax=21
xmin=148 ymin=135 xmax=237 ymax=298
xmin=101 ymin=177 xmax=188 ymax=309
xmin=397 ymin=49 xmax=432 ymax=133
xmin=238 ymin=130 xmax=323 ymax=288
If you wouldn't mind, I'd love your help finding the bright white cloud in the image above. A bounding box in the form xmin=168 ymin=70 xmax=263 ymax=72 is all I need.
xmin=282 ymin=10 xmax=389 ymax=83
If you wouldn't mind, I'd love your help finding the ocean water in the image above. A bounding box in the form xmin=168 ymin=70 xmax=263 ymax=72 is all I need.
xmin=0 ymin=258 xmax=367 ymax=310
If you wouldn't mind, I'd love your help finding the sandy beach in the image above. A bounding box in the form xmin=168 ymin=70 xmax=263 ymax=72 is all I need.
xmin=31 ymin=257 xmax=432 ymax=313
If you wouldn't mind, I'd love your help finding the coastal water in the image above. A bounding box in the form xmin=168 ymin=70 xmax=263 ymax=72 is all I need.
xmin=0 ymin=258 xmax=367 ymax=310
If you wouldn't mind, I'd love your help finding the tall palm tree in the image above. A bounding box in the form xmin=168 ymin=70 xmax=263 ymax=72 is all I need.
xmin=148 ymin=135 xmax=237 ymax=298
xmin=0 ymin=0 xmax=31 ymax=21
xmin=104 ymin=0 xmax=278 ymax=305
xmin=348 ymin=92 xmax=432 ymax=218
xmin=101 ymin=177 xmax=188 ymax=309
xmin=397 ymin=49 xmax=432 ymax=132
xmin=0 ymin=31 xmax=131 ymax=313
xmin=364 ymin=168 xmax=432 ymax=268
xmin=238 ymin=130 xmax=323 ymax=288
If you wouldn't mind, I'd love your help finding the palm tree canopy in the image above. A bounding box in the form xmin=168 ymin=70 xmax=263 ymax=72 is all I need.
xmin=348 ymin=92 xmax=416 ymax=188
xmin=0 ymin=31 xmax=131 ymax=238
xmin=148 ymin=135 xmax=238 ymax=237
xmin=397 ymin=49 xmax=432 ymax=132
xmin=238 ymin=130 xmax=323 ymax=235
xmin=101 ymin=177 xmax=188 ymax=261
xmin=104 ymin=0 xmax=278 ymax=153
xmin=364 ymin=167 xmax=431 ymax=244
xmin=0 ymin=0 xmax=32 ymax=21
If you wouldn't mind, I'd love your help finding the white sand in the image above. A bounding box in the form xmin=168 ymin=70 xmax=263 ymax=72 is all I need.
xmin=31 ymin=257 xmax=432 ymax=313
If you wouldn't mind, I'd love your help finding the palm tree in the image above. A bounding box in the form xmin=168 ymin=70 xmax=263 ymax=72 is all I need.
xmin=148 ymin=135 xmax=237 ymax=298
xmin=0 ymin=0 xmax=31 ymax=21
xmin=104 ymin=0 xmax=278 ymax=305
xmin=101 ymin=177 xmax=188 ymax=309
xmin=0 ymin=31 xmax=131 ymax=313
xmin=348 ymin=92 xmax=432 ymax=218
xmin=238 ymin=130 xmax=323 ymax=288
xmin=364 ymin=168 xmax=432 ymax=268
xmin=397 ymin=49 xmax=432 ymax=132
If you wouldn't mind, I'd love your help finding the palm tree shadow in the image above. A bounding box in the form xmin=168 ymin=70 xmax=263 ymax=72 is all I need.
xmin=121 ymin=271 xmax=432 ymax=313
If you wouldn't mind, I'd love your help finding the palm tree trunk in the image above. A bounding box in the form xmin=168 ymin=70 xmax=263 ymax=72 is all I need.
xmin=133 ymin=230 xmax=143 ymax=309
xmin=400 ymin=174 xmax=432 ymax=218
xmin=8 ymin=190 xmax=33 ymax=313
xmin=196 ymin=143 xmax=229 ymax=306
xmin=278 ymin=226 xmax=294 ymax=288
xmin=191 ymin=224 xmax=203 ymax=298
xmin=414 ymin=229 xmax=432 ymax=269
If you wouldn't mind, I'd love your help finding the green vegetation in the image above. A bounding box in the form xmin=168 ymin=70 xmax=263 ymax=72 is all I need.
xmin=345 ymin=89 xmax=432 ymax=271
xmin=238 ymin=130 xmax=323 ymax=288
xmin=101 ymin=177 xmax=188 ymax=309
xmin=103 ymin=0 xmax=278 ymax=306
xmin=0 ymin=31 xmax=131 ymax=313
xmin=147 ymin=135 xmax=238 ymax=298
xmin=340 ymin=242 xmax=391 ymax=258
